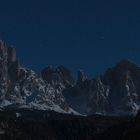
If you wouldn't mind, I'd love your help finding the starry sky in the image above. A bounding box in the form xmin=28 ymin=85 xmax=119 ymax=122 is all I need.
xmin=0 ymin=0 xmax=140 ymax=77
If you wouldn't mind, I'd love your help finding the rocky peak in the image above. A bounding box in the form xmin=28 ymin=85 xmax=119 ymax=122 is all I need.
xmin=0 ymin=40 xmax=17 ymax=64
xmin=77 ymin=70 xmax=87 ymax=84
xmin=8 ymin=60 xmax=21 ymax=81
xmin=0 ymin=41 xmax=21 ymax=81
xmin=41 ymin=66 xmax=74 ymax=87
xmin=57 ymin=65 xmax=75 ymax=85
xmin=117 ymin=59 xmax=136 ymax=66
xmin=0 ymin=41 xmax=73 ymax=114
xmin=8 ymin=47 xmax=17 ymax=63
xmin=114 ymin=59 xmax=139 ymax=73
xmin=41 ymin=66 xmax=55 ymax=78
xmin=103 ymin=59 xmax=140 ymax=84
xmin=0 ymin=40 xmax=8 ymax=60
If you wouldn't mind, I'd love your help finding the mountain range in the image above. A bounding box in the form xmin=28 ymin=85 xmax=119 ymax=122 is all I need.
xmin=0 ymin=40 xmax=140 ymax=116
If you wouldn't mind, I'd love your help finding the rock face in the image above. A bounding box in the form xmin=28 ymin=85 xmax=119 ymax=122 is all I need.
xmin=102 ymin=59 xmax=140 ymax=115
xmin=77 ymin=70 xmax=87 ymax=84
xmin=65 ymin=76 xmax=111 ymax=115
xmin=8 ymin=47 xmax=16 ymax=63
xmin=41 ymin=65 xmax=74 ymax=87
xmin=65 ymin=59 xmax=140 ymax=116
xmin=0 ymin=41 xmax=77 ymax=114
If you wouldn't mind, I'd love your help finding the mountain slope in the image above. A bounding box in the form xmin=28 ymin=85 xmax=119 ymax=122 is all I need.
xmin=0 ymin=40 xmax=77 ymax=114
xmin=65 ymin=59 xmax=140 ymax=116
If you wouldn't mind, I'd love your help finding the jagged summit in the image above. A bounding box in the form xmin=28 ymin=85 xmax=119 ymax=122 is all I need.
xmin=77 ymin=70 xmax=87 ymax=84
xmin=0 ymin=41 xmax=77 ymax=114
xmin=115 ymin=59 xmax=139 ymax=70
xmin=0 ymin=40 xmax=16 ymax=62
xmin=66 ymin=59 xmax=140 ymax=116
xmin=41 ymin=65 xmax=75 ymax=87
xmin=118 ymin=59 xmax=134 ymax=64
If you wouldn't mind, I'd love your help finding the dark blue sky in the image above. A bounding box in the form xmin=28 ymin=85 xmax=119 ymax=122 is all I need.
xmin=0 ymin=0 xmax=140 ymax=77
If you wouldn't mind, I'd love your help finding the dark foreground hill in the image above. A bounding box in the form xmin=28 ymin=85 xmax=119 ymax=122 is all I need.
xmin=0 ymin=109 xmax=132 ymax=140
xmin=95 ymin=115 xmax=140 ymax=140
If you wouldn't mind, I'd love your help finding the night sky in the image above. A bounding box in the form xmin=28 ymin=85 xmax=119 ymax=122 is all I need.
xmin=0 ymin=0 xmax=140 ymax=77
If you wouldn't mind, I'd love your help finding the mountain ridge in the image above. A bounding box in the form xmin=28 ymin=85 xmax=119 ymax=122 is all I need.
xmin=0 ymin=40 xmax=140 ymax=116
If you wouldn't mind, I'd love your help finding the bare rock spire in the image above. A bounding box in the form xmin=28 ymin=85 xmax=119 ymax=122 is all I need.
xmin=77 ymin=70 xmax=87 ymax=84
xmin=8 ymin=47 xmax=17 ymax=62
